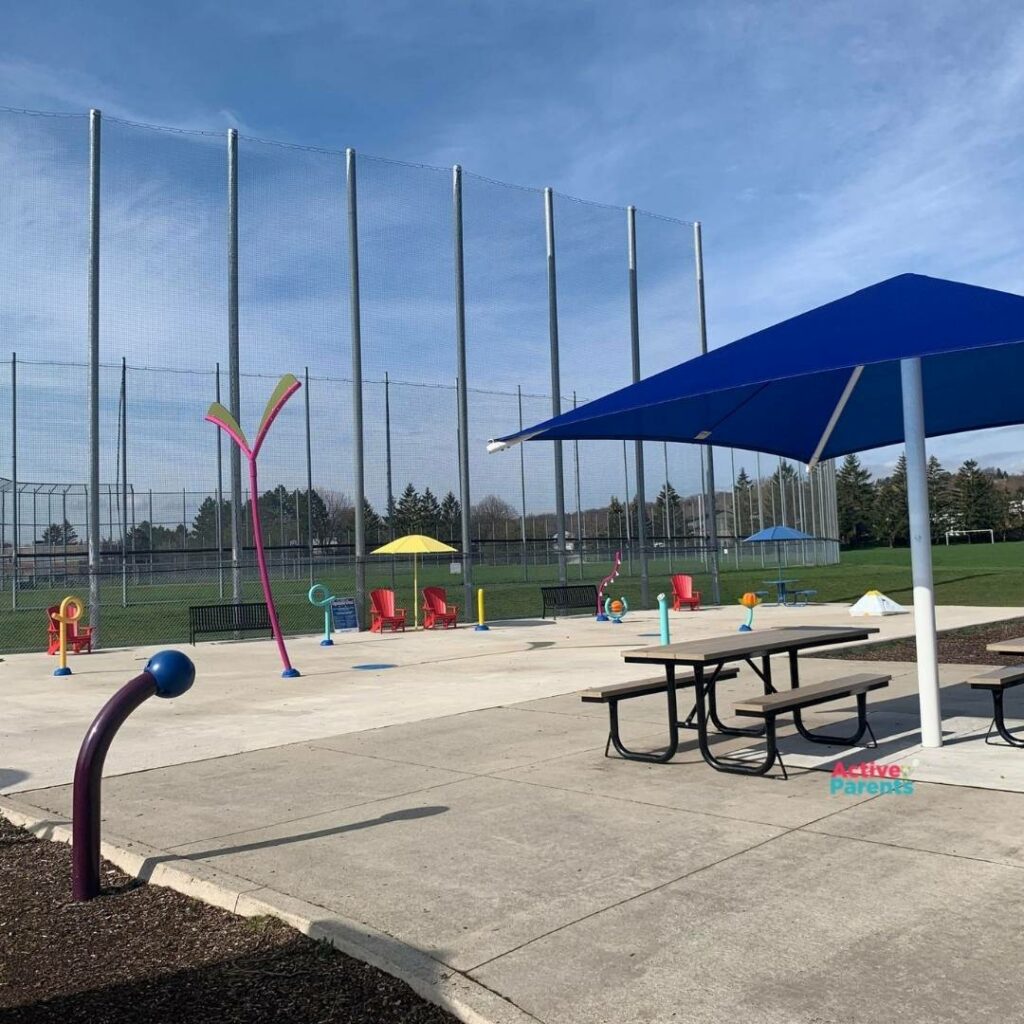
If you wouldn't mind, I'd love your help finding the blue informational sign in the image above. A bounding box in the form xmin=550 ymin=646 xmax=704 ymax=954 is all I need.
xmin=329 ymin=597 xmax=359 ymax=633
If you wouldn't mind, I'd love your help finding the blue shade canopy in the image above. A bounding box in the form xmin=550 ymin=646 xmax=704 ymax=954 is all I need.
xmin=743 ymin=526 xmax=815 ymax=543
xmin=488 ymin=274 xmax=1024 ymax=464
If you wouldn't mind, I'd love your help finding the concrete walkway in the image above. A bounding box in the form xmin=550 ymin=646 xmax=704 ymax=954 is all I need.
xmin=2 ymin=602 xmax=1019 ymax=792
xmin=5 ymin=604 xmax=1024 ymax=1022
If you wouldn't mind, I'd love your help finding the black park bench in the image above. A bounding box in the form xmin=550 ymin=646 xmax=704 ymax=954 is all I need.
xmin=732 ymin=671 xmax=891 ymax=778
xmin=189 ymin=602 xmax=272 ymax=645
xmin=581 ymin=668 xmax=740 ymax=761
xmin=970 ymin=665 xmax=1024 ymax=747
xmin=541 ymin=584 xmax=598 ymax=619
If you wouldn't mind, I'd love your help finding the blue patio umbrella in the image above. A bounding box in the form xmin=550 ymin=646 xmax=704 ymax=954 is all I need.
xmin=743 ymin=525 xmax=816 ymax=575
xmin=488 ymin=273 xmax=1024 ymax=750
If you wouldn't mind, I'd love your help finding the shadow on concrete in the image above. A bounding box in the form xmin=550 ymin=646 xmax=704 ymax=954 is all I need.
xmin=0 ymin=768 xmax=29 ymax=792
xmin=176 ymin=805 xmax=450 ymax=863
xmin=490 ymin=619 xmax=555 ymax=628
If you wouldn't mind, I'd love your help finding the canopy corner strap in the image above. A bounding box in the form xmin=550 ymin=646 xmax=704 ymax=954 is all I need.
xmin=484 ymin=273 xmax=1024 ymax=750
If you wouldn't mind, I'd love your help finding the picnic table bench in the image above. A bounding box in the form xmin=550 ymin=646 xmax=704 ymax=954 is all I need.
xmin=734 ymin=671 xmax=890 ymax=778
xmin=189 ymin=602 xmax=272 ymax=645
xmin=541 ymin=584 xmax=598 ymax=619
xmin=972 ymin=650 xmax=1024 ymax=747
xmin=581 ymin=667 xmax=740 ymax=761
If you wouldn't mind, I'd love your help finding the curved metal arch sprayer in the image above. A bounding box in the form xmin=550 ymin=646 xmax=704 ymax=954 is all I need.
xmin=205 ymin=374 xmax=302 ymax=678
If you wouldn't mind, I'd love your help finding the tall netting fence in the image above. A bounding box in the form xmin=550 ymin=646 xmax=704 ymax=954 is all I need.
xmin=0 ymin=106 xmax=838 ymax=653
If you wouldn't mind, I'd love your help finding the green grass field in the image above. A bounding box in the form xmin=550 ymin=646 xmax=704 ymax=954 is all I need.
xmin=5 ymin=542 xmax=1023 ymax=654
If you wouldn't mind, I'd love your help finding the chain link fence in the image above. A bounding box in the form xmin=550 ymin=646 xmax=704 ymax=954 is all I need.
xmin=0 ymin=106 xmax=838 ymax=653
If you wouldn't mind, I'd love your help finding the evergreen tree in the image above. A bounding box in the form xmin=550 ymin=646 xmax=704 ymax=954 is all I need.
xmin=770 ymin=460 xmax=799 ymax=526
xmin=419 ymin=487 xmax=442 ymax=535
xmin=927 ymin=456 xmax=955 ymax=542
xmin=654 ymin=483 xmax=681 ymax=536
xmin=872 ymin=456 xmax=908 ymax=547
xmin=734 ymin=469 xmax=754 ymax=537
xmin=257 ymin=484 xmax=297 ymax=545
xmin=836 ymin=453 xmax=874 ymax=547
xmin=191 ymin=497 xmax=231 ymax=548
xmin=953 ymin=460 xmax=1004 ymax=531
xmin=608 ymin=496 xmax=625 ymax=537
xmin=39 ymin=520 xmax=78 ymax=545
xmin=363 ymin=499 xmax=384 ymax=544
xmin=392 ymin=483 xmax=421 ymax=535
xmin=439 ymin=491 xmax=462 ymax=541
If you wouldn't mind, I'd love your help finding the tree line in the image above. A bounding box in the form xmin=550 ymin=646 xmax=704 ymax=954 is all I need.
xmin=836 ymin=453 xmax=1023 ymax=547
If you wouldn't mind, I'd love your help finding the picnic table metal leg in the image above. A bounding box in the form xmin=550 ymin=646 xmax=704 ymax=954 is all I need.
xmin=984 ymin=689 xmax=1024 ymax=747
xmin=706 ymin=661 xmax=766 ymax=737
xmin=787 ymin=651 xmax=875 ymax=747
xmin=693 ymin=665 xmax=780 ymax=777
xmin=605 ymin=664 xmax=680 ymax=763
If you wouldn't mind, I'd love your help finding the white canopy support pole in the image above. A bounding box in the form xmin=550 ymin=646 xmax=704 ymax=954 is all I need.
xmin=807 ymin=365 xmax=863 ymax=470
xmin=900 ymin=356 xmax=942 ymax=748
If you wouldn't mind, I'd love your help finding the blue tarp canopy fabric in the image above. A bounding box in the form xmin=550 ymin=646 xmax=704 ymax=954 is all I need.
xmin=489 ymin=274 xmax=1024 ymax=463
xmin=743 ymin=526 xmax=815 ymax=543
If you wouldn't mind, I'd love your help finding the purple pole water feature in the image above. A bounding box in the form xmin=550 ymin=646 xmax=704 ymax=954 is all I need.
xmin=71 ymin=650 xmax=195 ymax=901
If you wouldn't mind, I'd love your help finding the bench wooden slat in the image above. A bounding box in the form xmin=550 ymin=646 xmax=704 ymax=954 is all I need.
xmin=580 ymin=666 xmax=739 ymax=703
xmin=189 ymin=602 xmax=271 ymax=644
xmin=734 ymin=673 xmax=890 ymax=717
xmin=969 ymin=665 xmax=1024 ymax=690
xmin=541 ymin=584 xmax=598 ymax=618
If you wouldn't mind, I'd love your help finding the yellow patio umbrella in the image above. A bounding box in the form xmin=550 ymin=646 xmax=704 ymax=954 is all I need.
xmin=372 ymin=534 xmax=458 ymax=629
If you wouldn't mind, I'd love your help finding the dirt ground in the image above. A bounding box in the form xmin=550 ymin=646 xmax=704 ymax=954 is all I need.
xmin=816 ymin=616 xmax=1024 ymax=663
xmin=0 ymin=817 xmax=453 ymax=1024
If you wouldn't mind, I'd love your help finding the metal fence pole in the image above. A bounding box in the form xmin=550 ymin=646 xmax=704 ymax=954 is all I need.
xmin=622 ymin=440 xmax=633 ymax=575
xmin=544 ymin=188 xmax=568 ymax=585
xmin=572 ymin=392 xmax=583 ymax=579
xmin=11 ymin=353 xmax=17 ymax=609
xmin=304 ymin=367 xmax=314 ymax=585
xmin=626 ymin=207 xmax=650 ymax=605
xmin=662 ymin=442 xmax=674 ymax=573
xmin=517 ymin=385 xmax=528 ymax=580
xmin=227 ymin=128 xmax=243 ymax=605
xmin=384 ymin=372 xmax=396 ymax=589
xmin=346 ymin=148 xmax=367 ymax=625
xmin=384 ymin=372 xmax=394 ymax=525
xmin=730 ymin=448 xmax=739 ymax=568
xmin=693 ymin=222 xmax=721 ymax=604
xmin=120 ymin=357 xmax=128 ymax=607
xmin=453 ymin=165 xmax=474 ymax=619
xmin=87 ymin=109 xmax=102 ymax=643
xmin=215 ymin=363 xmax=224 ymax=599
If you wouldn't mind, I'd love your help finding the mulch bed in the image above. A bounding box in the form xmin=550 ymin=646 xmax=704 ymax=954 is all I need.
xmin=0 ymin=817 xmax=454 ymax=1024
xmin=814 ymin=616 xmax=1024 ymax=664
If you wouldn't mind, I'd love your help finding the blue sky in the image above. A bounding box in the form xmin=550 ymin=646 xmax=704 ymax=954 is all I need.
xmin=4 ymin=0 xmax=1024 ymax=516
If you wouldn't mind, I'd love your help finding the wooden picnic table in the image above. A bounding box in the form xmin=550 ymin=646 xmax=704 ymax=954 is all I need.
xmin=621 ymin=625 xmax=879 ymax=773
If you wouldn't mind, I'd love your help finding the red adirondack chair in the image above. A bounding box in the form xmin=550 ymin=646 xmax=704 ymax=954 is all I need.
xmin=369 ymin=589 xmax=407 ymax=633
xmin=422 ymin=586 xmax=458 ymax=629
xmin=670 ymin=574 xmax=701 ymax=612
xmin=46 ymin=605 xmax=94 ymax=655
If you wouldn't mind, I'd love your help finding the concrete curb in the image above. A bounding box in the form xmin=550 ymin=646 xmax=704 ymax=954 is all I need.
xmin=0 ymin=795 xmax=540 ymax=1024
